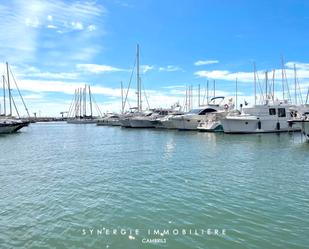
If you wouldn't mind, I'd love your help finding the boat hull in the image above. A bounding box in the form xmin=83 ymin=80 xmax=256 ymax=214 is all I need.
xmin=129 ymin=119 xmax=155 ymax=128
xmin=170 ymin=116 xmax=201 ymax=130
xmin=197 ymin=121 xmax=223 ymax=132
xmin=221 ymin=117 xmax=300 ymax=134
xmin=0 ymin=120 xmax=29 ymax=134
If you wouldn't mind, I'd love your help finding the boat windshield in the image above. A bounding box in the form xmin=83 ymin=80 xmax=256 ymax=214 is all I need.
xmin=188 ymin=109 xmax=203 ymax=114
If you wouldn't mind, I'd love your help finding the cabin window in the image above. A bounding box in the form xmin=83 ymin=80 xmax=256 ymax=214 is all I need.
xmin=199 ymin=108 xmax=217 ymax=115
xmin=269 ymin=108 xmax=276 ymax=115
xmin=278 ymin=108 xmax=286 ymax=117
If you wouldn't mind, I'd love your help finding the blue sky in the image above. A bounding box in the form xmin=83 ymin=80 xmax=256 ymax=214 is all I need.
xmin=1 ymin=0 xmax=309 ymax=116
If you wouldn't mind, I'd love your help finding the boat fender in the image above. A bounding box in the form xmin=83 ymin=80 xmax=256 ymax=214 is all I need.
xmin=276 ymin=122 xmax=280 ymax=130
xmin=258 ymin=120 xmax=261 ymax=130
xmin=224 ymin=104 xmax=229 ymax=110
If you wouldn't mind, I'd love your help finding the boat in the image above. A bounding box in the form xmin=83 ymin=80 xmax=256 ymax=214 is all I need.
xmin=119 ymin=44 xmax=148 ymax=128
xmin=97 ymin=113 xmax=121 ymax=126
xmin=0 ymin=118 xmax=30 ymax=134
xmin=129 ymin=109 xmax=175 ymax=128
xmin=221 ymin=100 xmax=300 ymax=133
xmin=0 ymin=62 xmax=30 ymax=134
xmin=67 ymin=85 xmax=101 ymax=124
xmin=197 ymin=110 xmax=233 ymax=132
xmin=152 ymin=111 xmax=184 ymax=129
xmin=168 ymin=97 xmax=229 ymax=130
xmin=288 ymin=105 xmax=309 ymax=140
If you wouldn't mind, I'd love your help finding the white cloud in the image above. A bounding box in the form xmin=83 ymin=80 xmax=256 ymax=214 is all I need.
xmin=159 ymin=65 xmax=181 ymax=72
xmin=25 ymin=17 xmax=40 ymax=28
xmin=47 ymin=24 xmax=57 ymax=29
xmin=87 ymin=24 xmax=96 ymax=31
xmin=71 ymin=21 xmax=83 ymax=30
xmin=194 ymin=60 xmax=219 ymax=66
xmin=76 ymin=64 xmax=124 ymax=73
xmin=0 ymin=0 xmax=106 ymax=63
xmin=195 ymin=61 xmax=309 ymax=83
xmin=140 ymin=65 xmax=154 ymax=73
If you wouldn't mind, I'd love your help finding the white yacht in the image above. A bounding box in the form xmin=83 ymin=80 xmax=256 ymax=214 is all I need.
xmin=97 ymin=113 xmax=121 ymax=126
xmin=129 ymin=109 xmax=168 ymax=128
xmin=168 ymin=97 xmax=228 ymax=130
xmin=221 ymin=100 xmax=300 ymax=133
xmin=151 ymin=111 xmax=184 ymax=129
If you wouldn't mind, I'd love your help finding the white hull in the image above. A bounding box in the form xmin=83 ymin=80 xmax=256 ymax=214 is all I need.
xmin=129 ymin=119 xmax=154 ymax=128
xmin=221 ymin=117 xmax=299 ymax=134
xmin=120 ymin=118 xmax=132 ymax=127
xmin=161 ymin=119 xmax=176 ymax=129
xmin=169 ymin=116 xmax=201 ymax=130
xmin=197 ymin=121 xmax=223 ymax=132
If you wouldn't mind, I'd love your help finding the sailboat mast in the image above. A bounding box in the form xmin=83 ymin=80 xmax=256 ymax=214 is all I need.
xmin=213 ymin=80 xmax=216 ymax=98
xmin=6 ymin=62 xmax=12 ymax=116
xmin=281 ymin=57 xmax=285 ymax=100
xmin=121 ymin=81 xmax=124 ymax=114
xmin=207 ymin=80 xmax=209 ymax=104
xmin=136 ymin=44 xmax=141 ymax=112
xmin=235 ymin=78 xmax=238 ymax=109
xmin=272 ymin=69 xmax=275 ymax=101
xmin=198 ymin=84 xmax=200 ymax=107
xmin=89 ymin=85 xmax=93 ymax=117
xmin=294 ymin=64 xmax=297 ymax=105
xmin=265 ymin=71 xmax=268 ymax=100
xmin=253 ymin=62 xmax=257 ymax=105
xmin=79 ymin=88 xmax=82 ymax=117
xmin=2 ymin=75 xmax=6 ymax=116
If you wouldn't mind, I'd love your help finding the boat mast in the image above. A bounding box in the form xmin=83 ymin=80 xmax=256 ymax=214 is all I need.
xmin=79 ymin=87 xmax=83 ymax=118
xmin=294 ymin=64 xmax=297 ymax=105
xmin=235 ymin=78 xmax=238 ymax=109
xmin=207 ymin=80 xmax=209 ymax=104
xmin=265 ymin=71 xmax=268 ymax=101
xmin=136 ymin=44 xmax=141 ymax=112
xmin=281 ymin=56 xmax=285 ymax=101
xmin=272 ymin=69 xmax=275 ymax=101
xmin=213 ymin=80 xmax=216 ymax=98
xmin=253 ymin=62 xmax=257 ymax=105
xmin=121 ymin=81 xmax=124 ymax=114
xmin=198 ymin=84 xmax=200 ymax=107
xmin=2 ymin=75 xmax=6 ymax=116
xmin=6 ymin=62 xmax=12 ymax=116
xmin=89 ymin=85 xmax=93 ymax=117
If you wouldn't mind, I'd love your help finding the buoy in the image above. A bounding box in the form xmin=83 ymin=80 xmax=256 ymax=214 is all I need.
xmin=276 ymin=122 xmax=280 ymax=130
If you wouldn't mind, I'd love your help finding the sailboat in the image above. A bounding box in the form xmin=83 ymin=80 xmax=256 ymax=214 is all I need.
xmin=67 ymin=85 xmax=101 ymax=124
xmin=119 ymin=44 xmax=145 ymax=128
xmin=0 ymin=62 xmax=30 ymax=134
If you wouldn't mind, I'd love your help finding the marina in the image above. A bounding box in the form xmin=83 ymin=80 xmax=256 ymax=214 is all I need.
xmin=1 ymin=1 xmax=309 ymax=248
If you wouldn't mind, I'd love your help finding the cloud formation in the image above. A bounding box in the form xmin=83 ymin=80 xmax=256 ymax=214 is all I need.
xmin=194 ymin=60 xmax=219 ymax=66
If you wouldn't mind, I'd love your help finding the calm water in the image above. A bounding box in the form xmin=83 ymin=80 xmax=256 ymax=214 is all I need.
xmin=0 ymin=123 xmax=308 ymax=249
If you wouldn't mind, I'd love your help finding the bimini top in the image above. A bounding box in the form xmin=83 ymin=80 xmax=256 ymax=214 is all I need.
xmin=208 ymin=96 xmax=225 ymax=106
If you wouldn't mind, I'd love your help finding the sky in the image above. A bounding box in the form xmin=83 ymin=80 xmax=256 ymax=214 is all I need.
xmin=1 ymin=0 xmax=309 ymax=116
